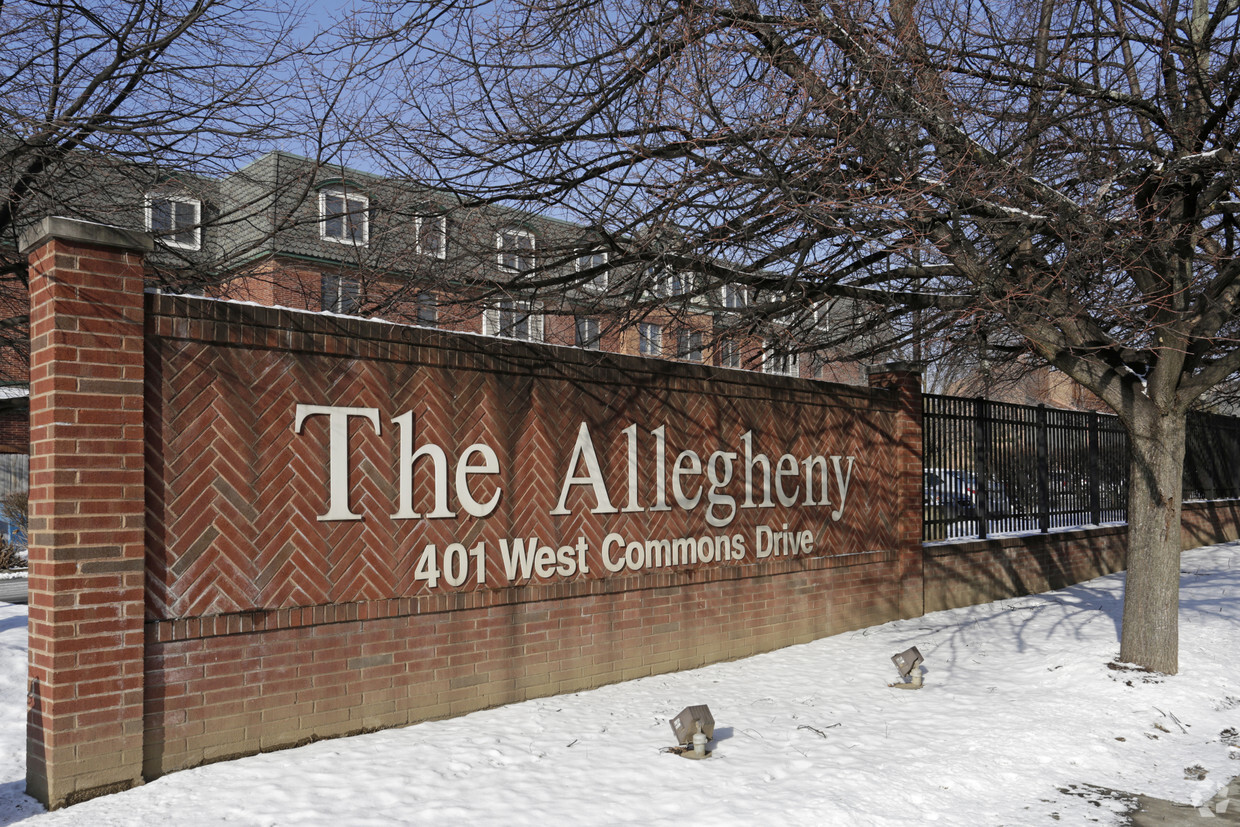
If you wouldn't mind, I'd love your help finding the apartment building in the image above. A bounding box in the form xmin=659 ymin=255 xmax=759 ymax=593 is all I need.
xmin=2 ymin=150 xmax=867 ymax=389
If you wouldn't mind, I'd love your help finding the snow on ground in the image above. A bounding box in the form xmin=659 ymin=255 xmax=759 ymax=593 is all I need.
xmin=0 ymin=544 xmax=1236 ymax=826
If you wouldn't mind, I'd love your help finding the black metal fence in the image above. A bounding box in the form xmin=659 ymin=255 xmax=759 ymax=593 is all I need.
xmin=923 ymin=396 xmax=1240 ymax=542
xmin=1184 ymin=411 xmax=1240 ymax=500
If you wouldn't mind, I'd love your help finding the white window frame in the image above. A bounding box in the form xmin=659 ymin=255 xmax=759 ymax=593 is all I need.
xmin=676 ymin=329 xmax=704 ymax=362
xmin=664 ymin=271 xmax=690 ymax=297
xmin=575 ymin=316 xmax=601 ymax=350
xmin=763 ymin=341 xmax=800 ymax=377
xmin=145 ymin=194 xmax=201 ymax=251
xmin=576 ymin=251 xmax=609 ymax=291
xmin=721 ymin=283 xmax=748 ymax=309
xmin=319 ymin=187 xmax=369 ymax=246
xmin=416 ymin=215 xmax=447 ymax=259
xmin=812 ymin=299 xmax=832 ymax=330
xmin=644 ymin=266 xmax=677 ymax=298
xmin=718 ymin=338 xmax=742 ymax=369
xmin=497 ymin=228 xmax=536 ymax=273
xmin=639 ymin=323 xmax=663 ymax=357
xmin=483 ymin=299 xmax=544 ymax=342
xmin=322 ymin=273 xmax=360 ymax=314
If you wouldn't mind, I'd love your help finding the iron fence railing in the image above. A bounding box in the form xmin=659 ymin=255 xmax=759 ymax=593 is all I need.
xmin=924 ymin=395 xmax=1128 ymax=541
xmin=924 ymin=396 xmax=1240 ymax=541
xmin=1184 ymin=411 xmax=1240 ymax=500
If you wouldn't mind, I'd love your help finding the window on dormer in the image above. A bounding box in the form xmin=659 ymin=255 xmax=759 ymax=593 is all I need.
xmin=497 ymin=229 xmax=536 ymax=273
xmin=417 ymin=215 xmax=446 ymax=259
xmin=576 ymin=251 xmax=608 ymax=291
xmin=319 ymin=187 xmax=368 ymax=246
xmin=721 ymin=283 xmax=748 ymax=309
xmin=146 ymin=195 xmax=201 ymax=250
xmin=669 ymin=271 xmax=689 ymax=297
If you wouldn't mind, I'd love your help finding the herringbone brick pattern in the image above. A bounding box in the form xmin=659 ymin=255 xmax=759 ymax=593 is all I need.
xmin=143 ymin=552 xmax=906 ymax=779
xmin=144 ymin=297 xmax=905 ymax=621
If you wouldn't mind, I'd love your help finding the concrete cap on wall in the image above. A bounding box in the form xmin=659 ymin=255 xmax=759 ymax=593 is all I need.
xmin=866 ymin=361 xmax=923 ymax=376
xmin=19 ymin=216 xmax=154 ymax=256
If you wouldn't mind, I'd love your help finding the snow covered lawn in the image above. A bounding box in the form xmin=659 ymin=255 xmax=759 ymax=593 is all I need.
xmin=0 ymin=543 xmax=1236 ymax=826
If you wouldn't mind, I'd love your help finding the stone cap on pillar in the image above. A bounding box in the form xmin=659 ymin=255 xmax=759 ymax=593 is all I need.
xmin=19 ymin=216 xmax=154 ymax=256
xmin=865 ymin=361 xmax=923 ymax=377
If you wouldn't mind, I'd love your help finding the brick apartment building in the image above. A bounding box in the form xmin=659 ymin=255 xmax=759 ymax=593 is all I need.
xmin=1 ymin=150 xmax=871 ymax=390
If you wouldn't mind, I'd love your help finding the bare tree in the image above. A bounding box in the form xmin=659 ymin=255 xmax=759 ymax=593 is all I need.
xmin=0 ymin=0 xmax=380 ymax=378
xmin=355 ymin=0 xmax=1240 ymax=673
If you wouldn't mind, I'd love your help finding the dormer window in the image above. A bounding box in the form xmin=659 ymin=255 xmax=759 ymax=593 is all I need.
xmin=417 ymin=215 xmax=446 ymax=259
xmin=319 ymin=187 xmax=368 ymax=246
xmin=146 ymin=195 xmax=201 ymax=250
xmin=665 ymin=271 xmax=689 ymax=297
xmin=576 ymin=251 xmax=608 ymax=291
xmin=812 ymin=299 xmax=831 ymax=329
xmin=721 ymin=284 xmax=748 ymax=309
xmin=647 ymin=267 xmax=690 ymax=297
xmin=497 ymin=229 xmax=535 ymax=273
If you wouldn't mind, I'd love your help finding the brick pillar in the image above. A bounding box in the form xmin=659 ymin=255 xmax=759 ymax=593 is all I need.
xmin=20 ymin=217 xmax=151 ymax=808
xmin=867 ymin=362 xmax=924 ymax=619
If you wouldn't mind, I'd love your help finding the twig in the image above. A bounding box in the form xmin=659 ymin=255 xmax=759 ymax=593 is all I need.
xmin=797 ymin=723 xmax=842 ymax=738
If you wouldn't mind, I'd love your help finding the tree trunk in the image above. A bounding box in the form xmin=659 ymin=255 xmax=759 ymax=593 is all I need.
xmin=1118 ymin=406 xmax=1186 ymax=674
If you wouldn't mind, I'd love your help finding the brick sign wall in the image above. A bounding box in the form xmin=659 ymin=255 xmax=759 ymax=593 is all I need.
xmin=23 ymin=218 xmax=922 ymax=808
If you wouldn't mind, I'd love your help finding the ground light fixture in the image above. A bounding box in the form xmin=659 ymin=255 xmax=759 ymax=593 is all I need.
xmin=669 ymin=705 xmax=714 ymax=759
xmin=889 ymin=646 xmax=925 ymax=689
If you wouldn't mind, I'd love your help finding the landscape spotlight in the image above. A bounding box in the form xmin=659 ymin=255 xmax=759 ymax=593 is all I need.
xmin=889 ymin=646 xmax=924 ymax=689
xmin=669 ymin=705 xmax=714 ymax=759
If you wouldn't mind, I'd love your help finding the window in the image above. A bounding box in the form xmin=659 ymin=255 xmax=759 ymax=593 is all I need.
xmin=644 ymin=266 xmax=686 ymax=297
xmin=808 ymin=353 xmax=831 ymax=379
xmin=763 ymin=342 xmax=800 ymax=377
xmin=658 ymin=270 xmax=696 ymax=297
xmin=639 ymin=323 xmax=662 ymax=357
xmin=718 ymin=338 xmax=742 ymax=368
xmin=575 ymin=317 xmax=601 ymax=350
xmin=417 ymin=215 xmax=446 ymax=259
xmin=721 ymin=283 xmax=748 ymax=309
xmin=497 ymin=229 xmax=536 ymax=273
xmin=676 ymin=330 xmax=703 ymax=362
xmin=483 ymin=299 xmax=544 ymax=341
xmin=416 ymin=292 xmax=438 ymax=327
xmin=576 ymin=251 xmax=608 ymax=291
xmin=812 ymin=299 xmax=831 ymax=329
xmin=666 ymin=271 xmax=687 ymax=296
xmin=322 ymin=274 xmax=359 ymax=313
xmin=145 ymin=195 xmax=201 ymax=250
xmin=319 ymin=187 xmax=368 ymax=246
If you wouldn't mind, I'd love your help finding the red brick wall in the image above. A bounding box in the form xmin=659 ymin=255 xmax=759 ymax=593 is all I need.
xmin=136 ymin=295 xmax=914 ymax=777
xmin=923 ymin=499 xmax=1240 ymax=613
xmin=0 ymin=406 xmax=28 ymax=454
xmin=23 ymin=219 xmax=151 ymax=808
xmin=1180 ymin=498 xmax=1240 ymax=549
xmin=924 ymin=526 xmax=1128 ymax=612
